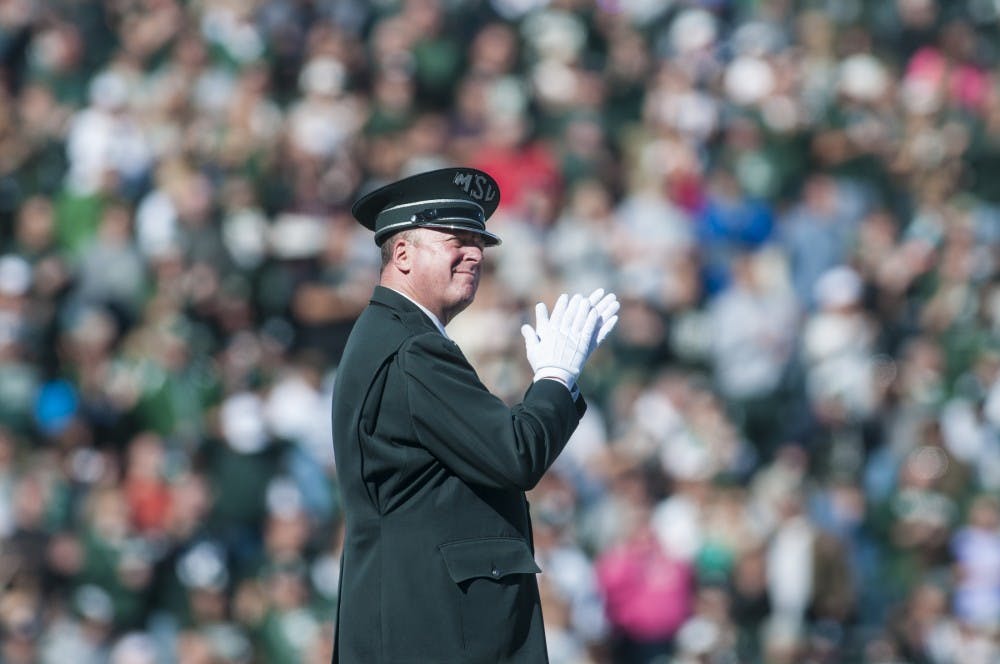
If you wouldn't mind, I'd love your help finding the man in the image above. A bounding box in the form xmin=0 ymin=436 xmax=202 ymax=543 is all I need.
xmin=331 ymin=167 xmax=618 ymax=663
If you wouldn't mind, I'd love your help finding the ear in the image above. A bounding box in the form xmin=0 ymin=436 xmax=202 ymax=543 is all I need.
xmin=391 ymin=236 xmax=412 ymax=273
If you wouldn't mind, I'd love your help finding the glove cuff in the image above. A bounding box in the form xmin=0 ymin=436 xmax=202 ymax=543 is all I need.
xmin=533 ymin=367 xmax=577 ymax=395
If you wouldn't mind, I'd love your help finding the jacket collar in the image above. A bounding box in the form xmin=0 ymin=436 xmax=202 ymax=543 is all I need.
xmin=370 ymin=285 xmax=442 ymax=335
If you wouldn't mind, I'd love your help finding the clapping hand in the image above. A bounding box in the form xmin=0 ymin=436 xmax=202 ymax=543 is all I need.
xmin=521 ymin=288 xmax=619 ymax=387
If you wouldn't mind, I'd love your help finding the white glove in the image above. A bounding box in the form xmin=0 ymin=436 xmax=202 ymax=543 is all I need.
xmin=585 ymin=288 xmax=620 ymax=355
xmin=521 ymin=293 xmax=599 ymax=387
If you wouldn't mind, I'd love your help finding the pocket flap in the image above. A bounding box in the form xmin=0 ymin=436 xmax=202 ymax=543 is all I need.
xmin=438 ymin=537 xmax=541 ymax=584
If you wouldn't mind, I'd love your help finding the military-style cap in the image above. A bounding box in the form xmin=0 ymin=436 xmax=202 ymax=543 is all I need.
xmin=351 ymin=167 xmax=502 ymax=246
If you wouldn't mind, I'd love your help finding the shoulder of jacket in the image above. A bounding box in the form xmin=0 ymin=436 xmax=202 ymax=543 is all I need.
xmin=343 ymin=306 xmax=417 ymax=363
xmin=398 ymin=333 xmax=473 ymax=378
xmin=400 ymin=330 xmax=457 ymax=356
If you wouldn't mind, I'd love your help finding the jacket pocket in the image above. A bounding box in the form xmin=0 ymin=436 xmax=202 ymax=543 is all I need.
xmin=438 ymin=537 xmax=543 ymax=660
xmin=438 ymin=537 xmax=541 ymax=583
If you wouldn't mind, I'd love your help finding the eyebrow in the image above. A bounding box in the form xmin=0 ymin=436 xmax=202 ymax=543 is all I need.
xmin=462 ymin=235 xmax=486 ymax=248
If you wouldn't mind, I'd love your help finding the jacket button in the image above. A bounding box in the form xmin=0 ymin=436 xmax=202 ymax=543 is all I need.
xmin=491 ymin=566 xmax=500 ymax=577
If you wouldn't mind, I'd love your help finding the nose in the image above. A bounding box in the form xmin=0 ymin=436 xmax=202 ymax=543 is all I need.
xmin=463 ymin=244 xmax=483 ymax=263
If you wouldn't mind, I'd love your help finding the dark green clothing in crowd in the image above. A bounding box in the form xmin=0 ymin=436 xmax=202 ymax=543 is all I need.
xmin=331 ymin=286 xmax=585 ymax=663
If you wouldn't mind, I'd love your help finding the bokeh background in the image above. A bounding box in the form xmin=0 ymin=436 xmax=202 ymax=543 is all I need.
xmin=1 ymin=0 xmax=1000 ymax=662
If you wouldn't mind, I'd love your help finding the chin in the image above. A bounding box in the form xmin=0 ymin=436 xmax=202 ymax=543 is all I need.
xmin=447 ymin=288 xmax=477 ymax=318
xmin=454 ymin=278 xmax=478 ymax=297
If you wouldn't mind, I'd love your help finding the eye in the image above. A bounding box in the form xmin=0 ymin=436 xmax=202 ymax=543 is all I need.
xmin=454 ymin=233 xmax=484 ymax=250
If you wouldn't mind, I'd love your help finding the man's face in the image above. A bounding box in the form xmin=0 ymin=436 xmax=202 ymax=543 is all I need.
xmin=406 ymin=228 xmax=486 ymax=324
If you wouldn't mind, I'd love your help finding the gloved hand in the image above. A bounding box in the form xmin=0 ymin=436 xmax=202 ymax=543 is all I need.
xmin=585 ymin=288 xmax=620 ymax=355
xmin=521 ymin=293 xmax=599 ymax=387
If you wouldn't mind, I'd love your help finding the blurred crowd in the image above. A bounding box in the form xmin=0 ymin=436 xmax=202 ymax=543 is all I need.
xmin=1 ymin=0 xmax=999 ymax=662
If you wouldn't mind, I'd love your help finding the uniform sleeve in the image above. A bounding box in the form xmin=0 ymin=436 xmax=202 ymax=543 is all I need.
xmin=399 ymin=332 xmax=585 ymax=491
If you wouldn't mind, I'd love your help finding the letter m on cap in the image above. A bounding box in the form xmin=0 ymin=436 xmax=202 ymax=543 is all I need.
xmin=453 ymin=172 xmax=473 ymax=192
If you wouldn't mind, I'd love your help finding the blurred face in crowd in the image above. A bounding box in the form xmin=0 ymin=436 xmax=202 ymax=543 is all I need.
xmin=381 ymin=228 xmax=486 ymax=325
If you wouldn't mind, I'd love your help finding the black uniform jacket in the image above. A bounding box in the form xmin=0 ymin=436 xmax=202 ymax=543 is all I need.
xmin=331 ymin=286 xmax=586 ymax=663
